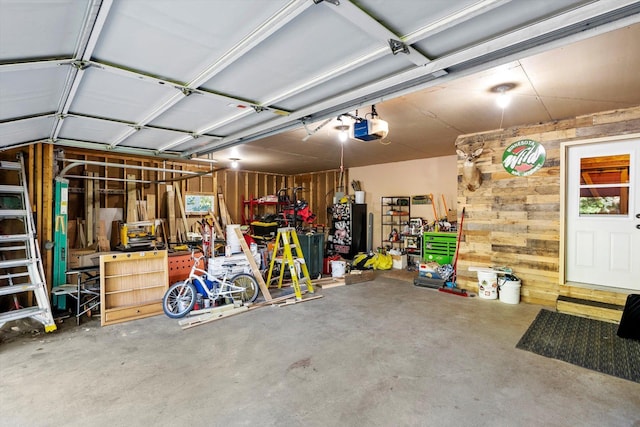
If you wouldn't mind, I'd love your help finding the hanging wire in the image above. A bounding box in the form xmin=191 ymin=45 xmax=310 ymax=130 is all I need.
xmin=338 ymin=141 xmax=345 ymax=191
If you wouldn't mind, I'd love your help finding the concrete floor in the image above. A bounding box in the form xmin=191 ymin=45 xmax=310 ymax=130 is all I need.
xmin=1 ymin=274 xmax=639 ymax=427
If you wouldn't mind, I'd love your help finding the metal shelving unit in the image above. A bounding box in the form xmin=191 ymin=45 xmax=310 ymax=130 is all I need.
xmin=381 ymin=196 xmax=410 ymax=249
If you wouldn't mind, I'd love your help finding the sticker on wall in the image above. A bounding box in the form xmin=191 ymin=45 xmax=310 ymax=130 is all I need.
xmin=502 ymin=139 xmax=546 ymax=176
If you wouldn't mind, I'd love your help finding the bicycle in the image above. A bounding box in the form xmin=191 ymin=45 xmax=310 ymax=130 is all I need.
xmin=162 ymin=251 xmax=259 ymax=318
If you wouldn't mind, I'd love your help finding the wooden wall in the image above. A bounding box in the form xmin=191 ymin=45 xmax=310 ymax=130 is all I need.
xmin=58 ymin=148 xmax=343 ymax=234
xmin=455 ymin=106 xmax=640 ymax=306
xmin=0 ymin=146 xmax=344 ymax=292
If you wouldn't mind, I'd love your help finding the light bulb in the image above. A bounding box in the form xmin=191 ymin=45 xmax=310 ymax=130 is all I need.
xmin=496 ymin=91 xmax=511 ymax=109
xmin=339 ymin=129 xmax=348 ymax=142
xmin=231 ymin=159 xmax=238 ymax=168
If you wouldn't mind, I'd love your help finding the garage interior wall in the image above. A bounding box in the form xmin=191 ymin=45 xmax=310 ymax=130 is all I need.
xmin=0 ymin=147 xmax=346 ymax=296
xmin=349 ymin=156 xmax=458 ymax=249
xmin=454 ymin=105 xmax=640 ymax=307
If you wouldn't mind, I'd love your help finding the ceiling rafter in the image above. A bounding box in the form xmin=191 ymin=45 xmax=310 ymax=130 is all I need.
xmin=185 ymin=0 xmax=640 ymax=157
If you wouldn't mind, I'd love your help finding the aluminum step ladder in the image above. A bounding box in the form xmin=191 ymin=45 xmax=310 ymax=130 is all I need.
xmin=266 ymin=227 xmax=315 ymax=300
xmin=0 ymin=154 xmax=57 ymax=332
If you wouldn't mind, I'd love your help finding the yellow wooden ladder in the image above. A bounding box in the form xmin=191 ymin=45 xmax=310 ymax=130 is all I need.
xmin=266 ymin=227 xmax=314 ymax=300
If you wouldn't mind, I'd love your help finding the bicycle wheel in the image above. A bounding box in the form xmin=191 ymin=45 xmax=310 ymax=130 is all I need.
xmin=231 ymin=273 xmax=259 ymax=303
xmin=162 ymin=281 xmax=197 ymax=318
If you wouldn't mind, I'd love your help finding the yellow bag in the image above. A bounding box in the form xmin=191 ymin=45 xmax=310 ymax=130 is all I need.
xmin=352 ymin=252 xmax=392 ymax=270
xmin=372 ymin=253 xmax=393 ymax=270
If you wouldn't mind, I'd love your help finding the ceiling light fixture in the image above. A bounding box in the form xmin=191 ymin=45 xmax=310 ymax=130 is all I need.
xmin=334 ymin=117 xmax=350 ymax=143
xmin=230 ymin=158 xmax=239 ymax=169
xmin=490 ymin=83 xmax=516 ymax=109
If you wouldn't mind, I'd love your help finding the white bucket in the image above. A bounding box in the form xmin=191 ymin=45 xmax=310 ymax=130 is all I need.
xmin=355 ymin=191 xmax=365 ymax=204
xmin=331 ymin=260 xmax=346 ymax=278
xmin=226 ymin=224 xmax=242 ymax=254
xmin=499 ymin=278 xmax=521 ymax=304
xmin=477 ymin=271 xmax=498 ymax=300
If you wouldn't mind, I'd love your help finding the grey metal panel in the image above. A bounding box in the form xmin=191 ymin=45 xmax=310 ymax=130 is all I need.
xmin=414 ymin=0 xmax=594 ymax=57
xmin=277 ymin=55 xmax=413 ymax=111
xmin=148 ymin=92 xmax=241 ymax=132
xmin=57 ymin=115 xmax=130 ymax=143
xmin=0 ymin=0 xmax=89 ymax=60
xmin=69 ymin=67 xmax=176 ymax=123
xmin=117 ymin=127 xmax=185 ymax=150
xmin=199 ymin=4 xmax=402 ymax=102
xmin=356 ymin=0 xmax=481 ymax=36
xmin=0 ymin=67 xmax=68 ymax=120
xmin=209 ymin=109 xmax=283 ymax=136
xmin=169 ymin=136 xmax=221 ymax=154
xmin=92 ymin=0 xmax=291 ymax=82
xmin=0 ymin=116 xmax=55 ymax=147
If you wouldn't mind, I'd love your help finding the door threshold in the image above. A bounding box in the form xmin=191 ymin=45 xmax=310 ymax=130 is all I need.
xmin=563 ymin=281 xmax=637 ymax=295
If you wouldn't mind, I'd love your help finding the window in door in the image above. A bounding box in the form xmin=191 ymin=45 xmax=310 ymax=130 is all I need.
xmin=579 ymin=154 xmax=630 ymax=215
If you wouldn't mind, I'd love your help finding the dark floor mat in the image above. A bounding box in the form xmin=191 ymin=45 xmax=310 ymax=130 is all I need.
xmin=516 ymin=309 xmax=640 ymax=383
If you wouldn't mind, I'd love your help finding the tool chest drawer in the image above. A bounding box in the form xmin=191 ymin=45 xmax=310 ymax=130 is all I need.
xmin=422 ymin=232 xmax=457 ymax=264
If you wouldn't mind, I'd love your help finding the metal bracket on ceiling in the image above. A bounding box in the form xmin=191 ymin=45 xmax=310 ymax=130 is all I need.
xmin=252 ymin=106 xmax=267 ymax=113
xmin=181 ymin=88 xmax=194 ymax=96
xmin=191 ymin=133 xmax=200 ymax=139
xmin=71 ymin=60 xmax=91 ymax=70
xmin=388 ymin=39 xmax=410 ymax=55
xmin=313 ymin=0 xmax=340 ymax=5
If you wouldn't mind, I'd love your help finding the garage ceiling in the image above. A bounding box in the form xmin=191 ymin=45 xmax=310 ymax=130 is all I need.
xmin=1 ymin=0 xmax=639 ymax=174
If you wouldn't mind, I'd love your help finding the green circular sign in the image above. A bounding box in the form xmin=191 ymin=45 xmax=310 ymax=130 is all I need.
xmin=502 ymin=139 xmax=546 ymax=176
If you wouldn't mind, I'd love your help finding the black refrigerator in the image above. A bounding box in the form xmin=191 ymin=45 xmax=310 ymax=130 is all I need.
xmin=327 ymin=203 xmax=367 ymax=259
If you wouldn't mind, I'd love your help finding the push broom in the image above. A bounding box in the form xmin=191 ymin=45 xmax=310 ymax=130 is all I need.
xmin=438 ymin=206 xmax=468 ymax=297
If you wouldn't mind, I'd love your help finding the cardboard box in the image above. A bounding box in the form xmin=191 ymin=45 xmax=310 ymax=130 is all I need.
xmin=67 ymin=248 xmax=99 ymax=269
xmin=392 ymin=254 xmax=407 ymax=270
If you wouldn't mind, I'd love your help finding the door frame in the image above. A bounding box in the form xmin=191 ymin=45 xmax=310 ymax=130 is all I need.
xmin=559 ymin=132 xmax=640 ymax=287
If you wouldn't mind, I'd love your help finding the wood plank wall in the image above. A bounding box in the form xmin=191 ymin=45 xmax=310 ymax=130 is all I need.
xmin=455 ymin=106 xmax=640 ymax=306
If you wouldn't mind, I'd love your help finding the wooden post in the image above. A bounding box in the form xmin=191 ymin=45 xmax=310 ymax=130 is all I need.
xmin=166 ymin=185 xmax=176 ymax=244
xmin=174 ymin=183 xmax=190 ymax=236
xmin=85 ymin=172 xmax=94 ymax=245
xmin=126 ymin=174 xmax=137 ymax=222
xmin=234 ymin=227 xmax=272 ymax=301
xmin=42 ymin=144 xmax=54 ymax=292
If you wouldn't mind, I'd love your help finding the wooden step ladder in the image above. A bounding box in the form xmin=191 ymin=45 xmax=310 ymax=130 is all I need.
xmin=266 ymin=227 xmax=314 ymax=300
xmin=0 ymin=154 xmax=57 ymax=332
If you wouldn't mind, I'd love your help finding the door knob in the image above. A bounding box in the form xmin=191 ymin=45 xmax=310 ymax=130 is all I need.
xmin=636 ymin=213 xmax=640 ymax=219
xmin=637 ymin=224 xmax=640 ymax=229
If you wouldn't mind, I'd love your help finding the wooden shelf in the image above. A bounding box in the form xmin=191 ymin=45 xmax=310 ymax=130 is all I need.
xmin=103 ymin=269 xmax=166 ymax=279
xmin=100 ymin=250 xmax=168 ymax=326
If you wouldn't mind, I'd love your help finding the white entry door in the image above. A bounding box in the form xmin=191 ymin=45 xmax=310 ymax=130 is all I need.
xmin=566 ymin=139 xmax=640 ymax=290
